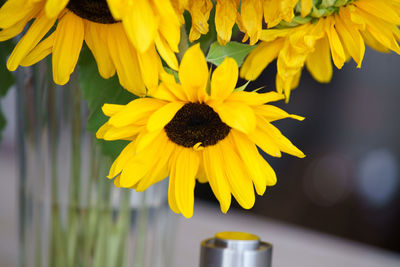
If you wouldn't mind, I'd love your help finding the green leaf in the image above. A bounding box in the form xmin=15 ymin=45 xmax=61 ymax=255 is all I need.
xmin=206 ymin=41 xmax=255 ymax=67
xmin=78 ymin=46 xmax=136 ymax=160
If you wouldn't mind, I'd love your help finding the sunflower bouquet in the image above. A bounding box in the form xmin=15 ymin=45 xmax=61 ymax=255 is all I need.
xmin=0 ymin=0 xmax=399 ymax=266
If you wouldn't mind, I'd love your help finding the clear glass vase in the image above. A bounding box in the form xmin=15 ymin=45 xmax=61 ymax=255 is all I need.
xmin=16 ymin=61 xmax=176 ymax=267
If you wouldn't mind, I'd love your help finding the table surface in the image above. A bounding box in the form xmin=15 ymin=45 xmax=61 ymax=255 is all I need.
xmin=1 ymin=151 xmax=400 ymax=267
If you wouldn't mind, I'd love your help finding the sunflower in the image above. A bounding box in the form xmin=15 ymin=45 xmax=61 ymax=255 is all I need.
xmin=96 ymin=44 xmax=305 ymax=218
xmin=186 ymin=0 xmax=312 ymax=45
xmin=241 ymin=0 xmax=400 ymax=100
xmin=0 ymin=0 xmax=182 ymax=96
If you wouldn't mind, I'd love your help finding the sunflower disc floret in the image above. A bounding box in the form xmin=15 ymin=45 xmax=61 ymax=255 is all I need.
xmin=66 ymin=0 xmax=117 ymax=24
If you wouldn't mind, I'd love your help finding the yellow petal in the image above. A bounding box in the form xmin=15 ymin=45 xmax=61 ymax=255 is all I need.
xmin=103 ymin=124 xmax=141 ymax=141
xmin=220 ymin=137 xmax=255 ymax=209
xmin=106 ymin=0 xmax=124 ymax=20
xmin=147 ymin=102 xmax=184 ymax=132
xmin=134 ymin=130 xmax=163 ymax=153
xmin=230 ymin=131 xmax=270 ymax=195
xmin=52 ymin=12 xmax=84 ymax=85
xmin=210 ymin=101 xmax=256 ymax=134
xmin=253 ymin=104 xmax=305 ymax=122
xmin=210 ymin=57 xmax=238 ymax=101
xmin=197 ymin=158 xmax=208 ymax=183
xmin=20 ymin=32 xmax=54 ymax=67
xmin=106 ymin=141 xmax=136 ymax=178
xmin=187 ymin=0 xmax=213 ymax=41
xmin=168 ymin=146 xmax=181 ymax=214
xmin=260 ymin=118 xmax=305 ymax=158
xmin=355 ymin=0 xmax=400 ymax=25
xmin=361 ymin=30 xmax=390 ymax=53
xmin=108 ymin=98 xmax=166 ymax=127
xmin=174 ymin=148 xmax=200 ymax=218
xmin=248 ymin=125 xmax=282 ymax=158
xmin=260 ymin=28 xmax=294 ymax=42
xmin=305 ymin=37 xmax=333 ymax=83
xmin=153 ymin=0 xmax=181 ymax=52
xmin=160 ymin=71 xmax=188 ymax=101
xmin=119 ymin=133 xmax=164 ymax=187
xmin=45 ymin=0 xmax=68 ymax=18
xmin=155 ymin=33 xmax=179 ymax=70
xmin=85 ymin=22 xmax=116 ymax=79
xmin=240 ymin=39 xmax=284 ymax=81
xmin=102 ymin=104 xmax=124 ymax=117
xmin=119 ymin=157 xmax=150 ymax=188
xmin=215 ymin=0 xmax=238 ymax=45
xmin=335 ymin=13 xmax=365 ymax=68
xmin=135 ymin=135 xmax=175 ymax=191
xmin=226 ymin=91 xmax=284 ymax=105
xmin=203 ymin=143 xmax=232 ymax=213
xmin=7 ymin=10 xmax=56 ymax=71
xmin=179 ymin=44 xmax=209 ymax=102
xmin=0 ymin=14 xmax=32 ymax=42
xmin=0 ymin=0 xmax=38 ymax=29
xmin=258 ymin=154 xmax=277 ymax=186
xmin=106 ymin=24 xmax=146 ymax=96
xmin=240 ymin=0 xmax=263 ymax=45
xmin=300 ymin=0 xmax=313 ymax=18
xmin=325 ymin=16 xmax=346 ymax=69
xmin=148 ymin=83 xmax=180 ymax=102
xmin=136 ymin=44 xmax=161 ymax=90
xmin=96 ymin=123 xmax=111 ymax=139
xmin=357 ymin=9 xmax=400 ymax=54
xmin=122 ymin=0 xmax=157 ymax=53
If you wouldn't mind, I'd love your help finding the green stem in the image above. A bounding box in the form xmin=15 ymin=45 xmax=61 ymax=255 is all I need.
xmin=66 ymin=72 xmax=82 ymax=267
xmin=134 ymin=192 xmax=149 ymax=267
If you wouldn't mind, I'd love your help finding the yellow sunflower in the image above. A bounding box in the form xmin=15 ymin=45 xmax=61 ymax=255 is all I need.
xmin=241 ymin=0 xmax=400 ymax=100
xmin=0 ymin=0 xmax=182 ymax=96
xmin=96 ymin=44 xmax=305 ymax=218
xmin=187 ymin=0 xmax=312 ymax=45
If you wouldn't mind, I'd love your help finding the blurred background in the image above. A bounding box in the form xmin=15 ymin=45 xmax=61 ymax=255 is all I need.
xmin=1 ymin=47 xmax=400 ymax=266
xmin=196 ymin=47 xmax=400 ymax=253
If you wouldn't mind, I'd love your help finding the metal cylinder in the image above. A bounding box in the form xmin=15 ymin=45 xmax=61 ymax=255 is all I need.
xmin=199 ymin=232 xmax=273 ymax=267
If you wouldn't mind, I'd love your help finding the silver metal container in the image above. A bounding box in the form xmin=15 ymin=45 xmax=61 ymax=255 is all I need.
xmin=200 ymin=232 xmax=273 ymax=267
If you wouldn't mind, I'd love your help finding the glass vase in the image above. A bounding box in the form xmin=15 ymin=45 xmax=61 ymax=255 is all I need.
xmin=16 ymin=60 xmax=176 ymax=267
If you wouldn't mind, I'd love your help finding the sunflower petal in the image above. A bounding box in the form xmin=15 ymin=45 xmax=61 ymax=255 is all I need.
xmin=203 ymin=143 xmax=232 ymax=213
xmin=147 ymin=102 xmax=184 ymax=132
xmin=179 ymin=44 xmax=209 ymax=102
xmin=45 ymin=0 xmax=68 ymax=18
xmin=52 ymin=12 xmax=84 ymax=85
xmin=20 ymin=32 xmax=54 ymax=67
xmin=305 ymin=37 xmax=333 ymax=83
xmin=230 ymin=131 xmax=270 ymax=195
xmin=210 ymin=101 xmax=256 ymax=134
xmin=7 ymin=10 xmax=56 ymax=71
xmin=227 ymin=91 xmax=284 ymax=105
xmin=85 ymin=22 xmax=116 ymax=79
xmin=174 ymin=148 xmax=200 ymax=218
xmin=221 ymin=137 xmax=255 ymax=209
xmin=109 ymin=98 xmax=166 ymax=127
xmin=122 ymin=0 xmax=157 ymax=53
xmin=210 ymin=57 xmax=238 ymax=101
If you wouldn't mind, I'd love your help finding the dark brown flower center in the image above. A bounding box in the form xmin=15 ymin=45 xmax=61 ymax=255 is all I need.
xmin=67 ymin=0 xmax=117 ymax=24
xmin=164 ymin=103 xmax=231 ymax=148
